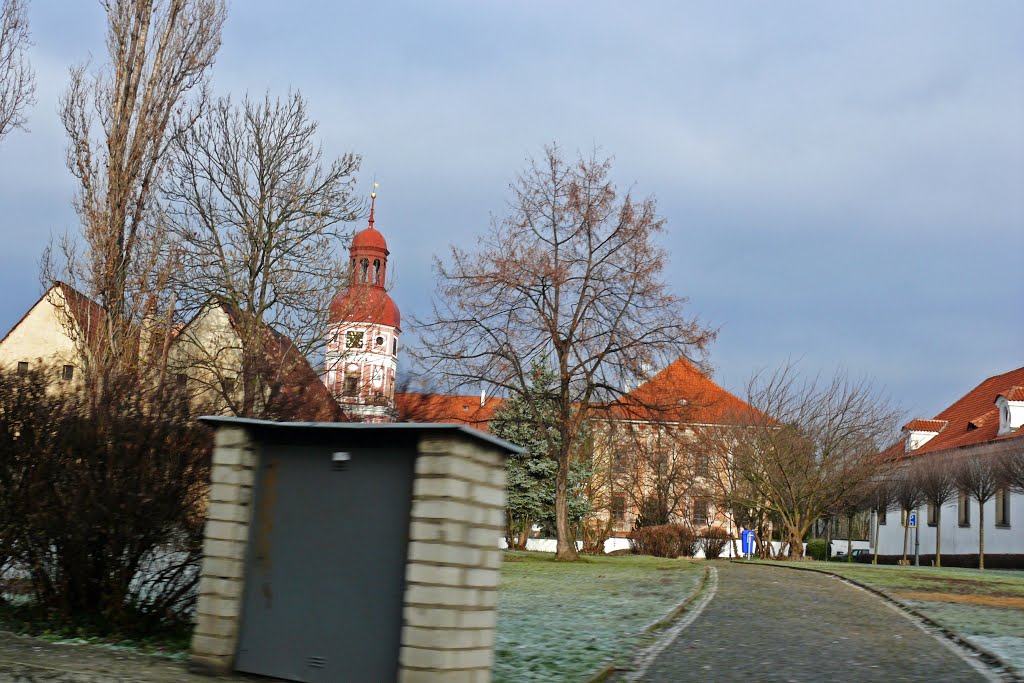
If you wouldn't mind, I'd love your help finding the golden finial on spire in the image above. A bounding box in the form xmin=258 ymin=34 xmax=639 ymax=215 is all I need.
xmin=368 ymin=180 xmax=379 ymax=228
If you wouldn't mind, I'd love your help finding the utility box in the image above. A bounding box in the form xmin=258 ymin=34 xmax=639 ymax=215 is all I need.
xmin=189 ymin=418 xmax=521 ymax=683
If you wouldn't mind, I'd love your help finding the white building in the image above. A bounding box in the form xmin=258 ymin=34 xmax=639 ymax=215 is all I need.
xmin=874 ymin=367 xmax=1024 ymax=565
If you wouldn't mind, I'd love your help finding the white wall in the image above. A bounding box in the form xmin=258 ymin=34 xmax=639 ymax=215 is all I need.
xmin=874 ymin=492 xmax=1022 ymax=557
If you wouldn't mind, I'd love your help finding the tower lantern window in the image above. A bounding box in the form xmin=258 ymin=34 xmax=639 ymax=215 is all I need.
xmin=373 ymin=259 xmax=381 ymax=284
xmin=360 ymin=258 xmax=370 ymax=283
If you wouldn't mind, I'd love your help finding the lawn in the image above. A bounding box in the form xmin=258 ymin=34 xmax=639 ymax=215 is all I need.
xmin=494 ymin=551 xmax=705 ymax=683
xmin=760 ymin=560 xmax=1024 ymax=673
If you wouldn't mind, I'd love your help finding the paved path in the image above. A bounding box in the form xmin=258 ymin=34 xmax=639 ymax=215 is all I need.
xmin=625 ymin=562 xmax=997 ymax=683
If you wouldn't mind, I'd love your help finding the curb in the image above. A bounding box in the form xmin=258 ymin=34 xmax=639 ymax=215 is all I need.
xmin=585 ymin=564 xmax=713 ymax=683
xmin=732 ymin=560 xmax=1023 ymax=683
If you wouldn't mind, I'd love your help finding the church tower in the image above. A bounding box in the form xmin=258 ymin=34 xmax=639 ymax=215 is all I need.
xmin=324 ymin=191 xmax=401 ymax=422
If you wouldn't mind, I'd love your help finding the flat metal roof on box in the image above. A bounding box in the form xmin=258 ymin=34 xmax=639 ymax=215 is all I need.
xmin=198 ymin=415 xmax=526 ymax=455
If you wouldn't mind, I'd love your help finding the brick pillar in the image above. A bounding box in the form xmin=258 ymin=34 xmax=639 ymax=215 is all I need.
xmin=398 ymin=435 xmax=508 ymax=683
xmin=189 ymin=425 xmax=258 ymax=675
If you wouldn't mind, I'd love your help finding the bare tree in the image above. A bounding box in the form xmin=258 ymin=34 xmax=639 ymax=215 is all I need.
xmin=892 ymin=467 xmax=925 ymax=564
xmin=55 ymin=0 xmax=225 ymax=383
xmin=912 ymin=453 xmax=957 ymax=567
xmin=998 ymin=449 xmax=1024 ymax=494
xmin=953 ymin=453 xmax=999 ymax=570
xmin=614 ymin=423 xmax=697 ymax=528
xmin=0 ymin=0 xmax=34 ymax=141
xmin=162 ymin=91 xmax=360 ymax=417
xmin=416 ymin=145 xmax=714 ymax=560
xmin=727 ymin=365 xmax=901 ymax=560
xmin=866 ymin=477 xmax=898 ymax=565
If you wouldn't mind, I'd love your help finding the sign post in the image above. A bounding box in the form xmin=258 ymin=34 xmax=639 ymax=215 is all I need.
xmin=741 ymin=529 xmax=755 ymax=559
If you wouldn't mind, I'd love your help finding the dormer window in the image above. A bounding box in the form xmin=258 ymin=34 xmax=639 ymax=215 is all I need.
xmin=996 ymin=389 xmax=1024 ymax=435
xmin=902 ymin=419 xmax=947 ymax=452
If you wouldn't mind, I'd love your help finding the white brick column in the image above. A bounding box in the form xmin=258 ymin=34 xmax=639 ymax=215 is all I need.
xmin=189 ymin=425 xmax=258 ymax=675
xmin=399 ymin=435 xmax=508 ymax=683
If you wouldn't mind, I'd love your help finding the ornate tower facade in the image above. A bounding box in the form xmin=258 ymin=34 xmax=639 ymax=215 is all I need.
xmin=324 ymin=193 xmax=401 ymax=422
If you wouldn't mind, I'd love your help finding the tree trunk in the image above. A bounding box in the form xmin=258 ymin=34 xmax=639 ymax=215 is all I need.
xmin=901 ymin=516 xmax=910 ymax=564
xmin=935 ymin=506 xmax=942 ymax=568
xmin=787 ymin=527 xmax=804 ymax=560
xmin=978 ymin=501 xmax=985 ymax=570
xmin=554 ymin=450 xmax=577 ymax=560
xmin=846 ymin=512 xmax=854 ymax=562
xmin=516 ymin=523 xmax=529 ymax=550
xmin=872 ymin=512 xmax=881 ymax=565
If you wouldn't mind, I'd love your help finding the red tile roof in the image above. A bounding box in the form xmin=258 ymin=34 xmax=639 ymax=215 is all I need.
xmin=607 ymin=357 xmax=756 ymax=425
xmin=395 ymin=392 xmax=503 ymax=432
xmin=396 ymin=357 xmax=756 ymax=431
xmin=893 ymin=366 xmax=1024 ymax=459
xmin=902 ymin=418 xmax=948 ymax=433
xmin=1001 ymin=386 xmax=1024 ymax=401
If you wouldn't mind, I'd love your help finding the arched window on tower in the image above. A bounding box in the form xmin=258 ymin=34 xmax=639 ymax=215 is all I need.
xmin=373 ymin=259 xmax=381 ymax=284
xmin=360 ymin=258 xmax=370 ymax=283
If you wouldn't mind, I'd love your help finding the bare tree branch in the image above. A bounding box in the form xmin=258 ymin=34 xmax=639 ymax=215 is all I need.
xmin=0 ymin=0 xmax=34 ymax=141
xmin=415 ymin=144 xmax=714 ymax=559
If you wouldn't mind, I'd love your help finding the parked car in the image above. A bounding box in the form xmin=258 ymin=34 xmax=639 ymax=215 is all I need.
xmin=835 ymin=548 xmax=871 ymax=561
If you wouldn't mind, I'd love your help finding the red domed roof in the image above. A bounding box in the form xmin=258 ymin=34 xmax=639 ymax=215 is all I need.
xmin=352 ymin=226 xmax=388 ymax=253
xmin=329 ymin=286 xmax=401 ymax=330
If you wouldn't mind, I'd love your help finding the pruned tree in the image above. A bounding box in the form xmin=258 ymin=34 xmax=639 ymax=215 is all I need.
xmin=866 ymin=477 xmax=898 ymax=565
xmin=54 ymin=0 xmax=225 ymax=385
xmin=953 ymin=453 xmax=999 ymax=570
xmin=998 ymin=449 xmax=1024 ymax=494
xmin=0 ymin=0 xmax=34 ymax=141
xmin=727 ymin=365 xmax=901 ymax=560
xmin=912 ymin=453 xmax=957 ymax=567
xmin=415 ymin=144 xmax=713 ymax=560
xmin=892 ymin=467 xmax=925 ymax=564
xmin=162 ymin=91 xmax=360 ymax=417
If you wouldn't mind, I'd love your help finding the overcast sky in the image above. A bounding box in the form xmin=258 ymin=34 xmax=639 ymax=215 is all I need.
xmin=0 ymin=1 xmax=1021 ymax=419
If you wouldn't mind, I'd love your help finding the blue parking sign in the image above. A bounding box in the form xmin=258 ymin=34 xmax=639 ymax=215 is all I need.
xmin=741 ymin=529 xmax=755 ymax=554
xmin=907 ymin=512 xmax=917 ymax=528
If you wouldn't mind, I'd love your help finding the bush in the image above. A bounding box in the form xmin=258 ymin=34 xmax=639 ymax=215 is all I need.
xmin=0 ymin=367 xmax=211 ymax=636
xmin=631 ymin=524 xmax=681 ymax=557
xmin=806 ymin=539 xmax=829 ymax=561
xmin=676 ymin=525 xmax=699 ymax=557
xmin=631 ymin=523 xmax=700 ymax=558
xmin=699 ymin=527 xmax=731 ymax=559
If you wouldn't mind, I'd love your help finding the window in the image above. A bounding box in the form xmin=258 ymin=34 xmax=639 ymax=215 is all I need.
xmin=176 ymin=373 xmax=188 ymax=391
xmin=375 ymin=335 xmax=385 ymax=348
xmin=360 ymin=258 xmax=369 ymax=282
xmin=694 ymin=452 xmax=709 ymax=478
xmin=343 ymin=368 xmax=360 ymax=397
xmin=61 ymin=365 xmax=74 ymax=381
xmin=346 ymin=330 xmax=365 ymax=349
xmin=223 ymin=376 xmax=236 ymax=395
xmin=995 ymin=488 xmax=1010 ymax=527
xmin=392 ymin=338 xmax=398 ymax=356
xmin=691 ymin=497 xmax=708 ymax=526
xmin=958 ymin=492 xmax=970 ymax=527
xmin=373 ymin=259 xmax=381 ymax=284
xmin=16 ymin=361 xmax=27 ymax=375
xmin=611 ymin=449 xmax=628 ymax=476
xmin=927 ymin=502 xmax=937 ymax=527
xmin=611 ymin=494 xmax=626 ymax=526
xmin=878 ymin=508 xmax=887 ymax=525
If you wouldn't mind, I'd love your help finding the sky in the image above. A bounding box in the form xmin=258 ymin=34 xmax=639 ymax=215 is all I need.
xmin=0 ymin=1 xmax=1021 ymax=420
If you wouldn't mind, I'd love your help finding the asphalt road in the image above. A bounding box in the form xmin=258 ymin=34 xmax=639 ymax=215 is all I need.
xmin=625 ymin=562 xmax=997 ymax=683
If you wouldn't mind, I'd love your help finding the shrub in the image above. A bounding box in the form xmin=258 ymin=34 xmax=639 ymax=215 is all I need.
xmin=699 ymin=527 xmax=731 ymax=559
xmin=631 ymin=524 xmax=680 ymax=557
xmin=806 ymin=539 xmax=829 ymax=561
xmin=0 ymin=367 xmax=211 ymax=636
xmin=676 ymin=524 xmax=700 ymax=557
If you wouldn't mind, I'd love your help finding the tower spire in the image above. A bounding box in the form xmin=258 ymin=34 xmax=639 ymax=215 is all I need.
xmin=368 ymin=181 xmax=378 ymax=229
